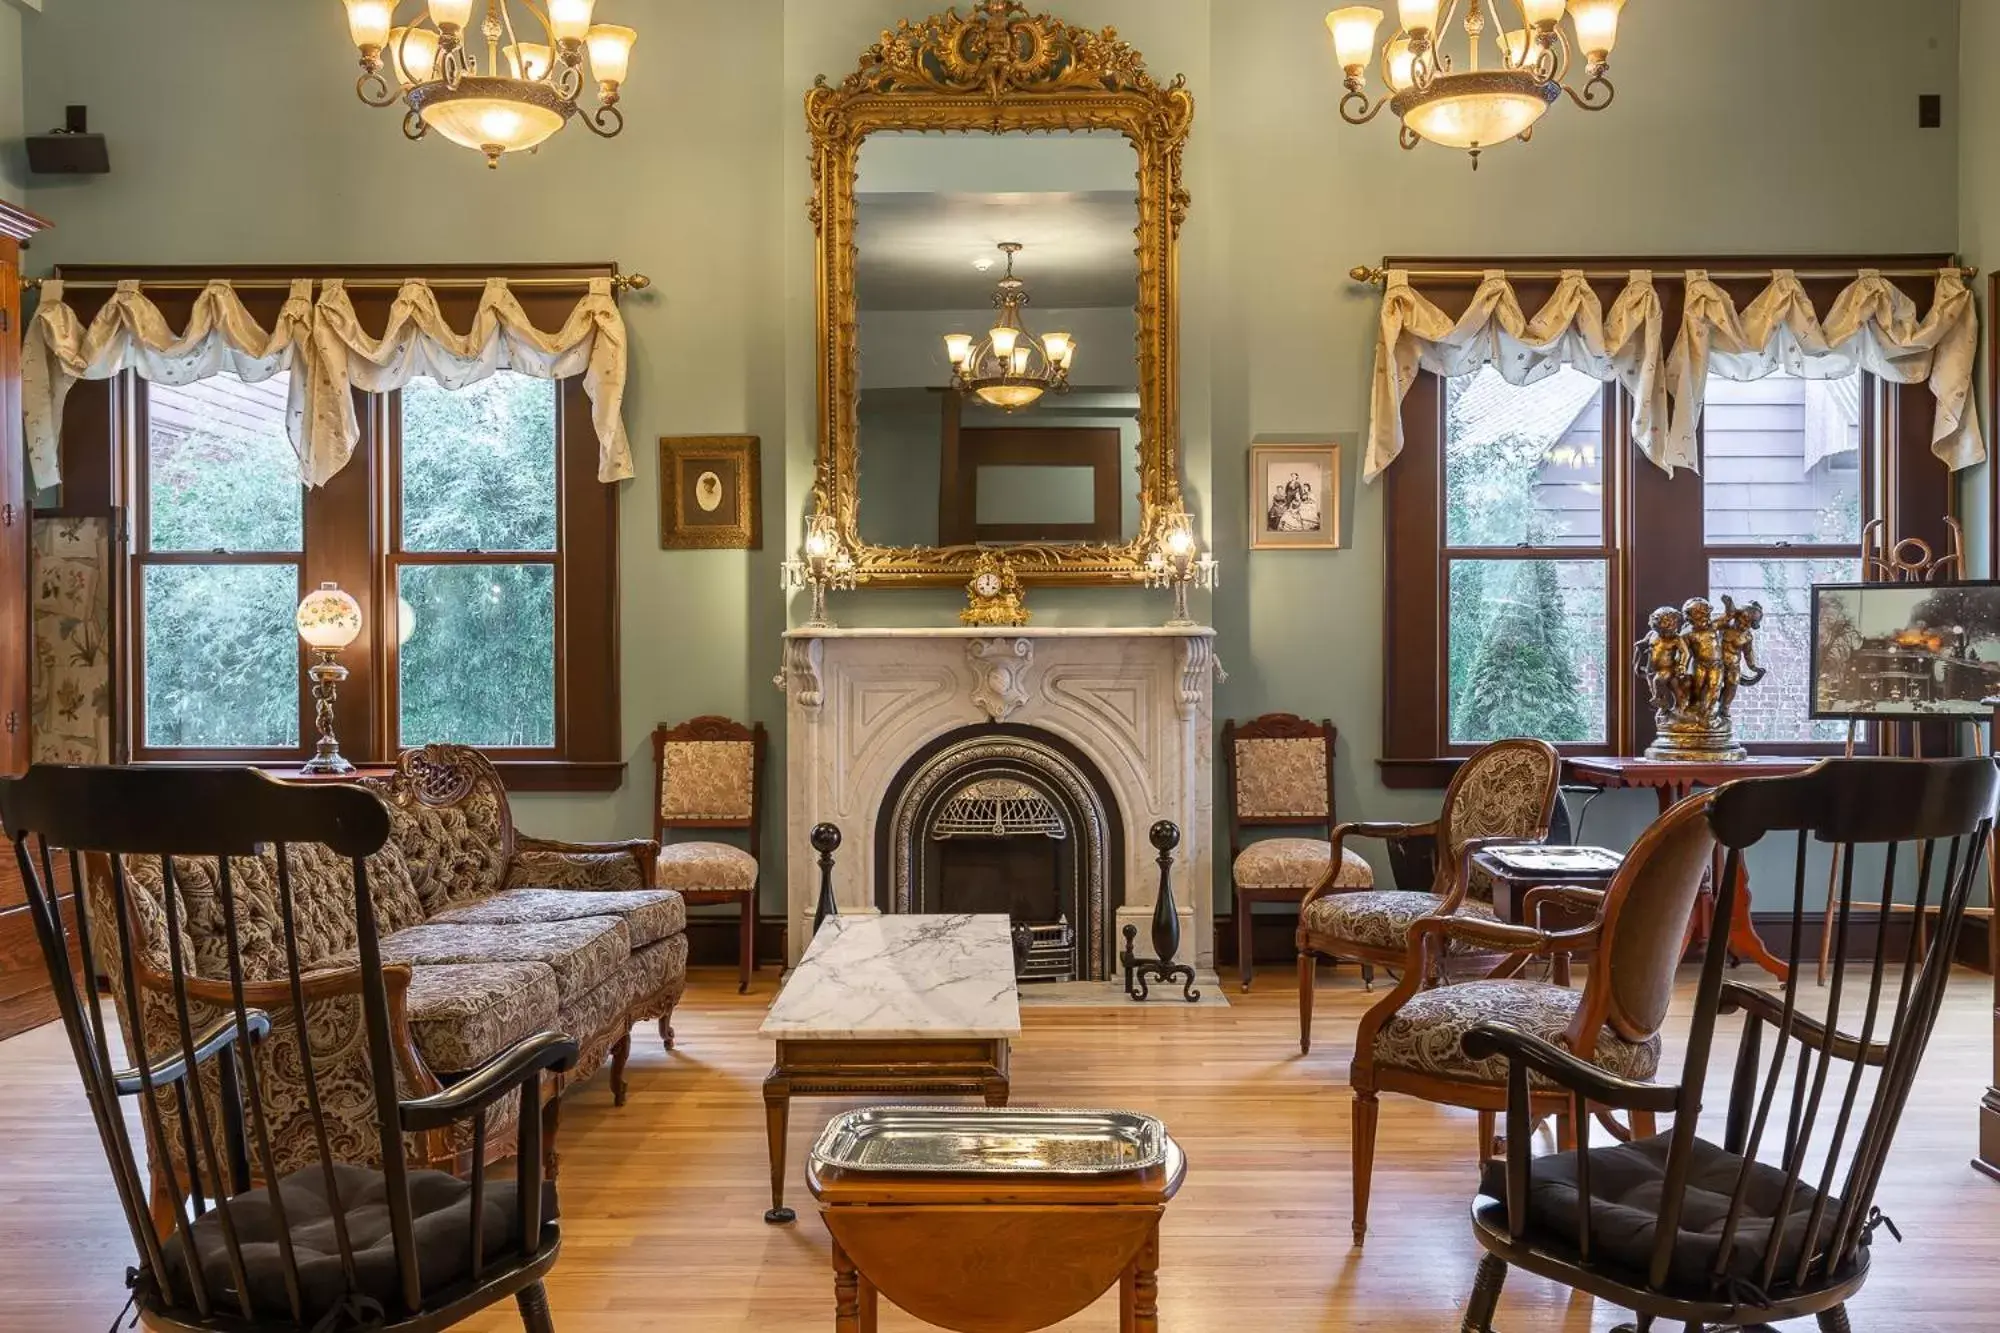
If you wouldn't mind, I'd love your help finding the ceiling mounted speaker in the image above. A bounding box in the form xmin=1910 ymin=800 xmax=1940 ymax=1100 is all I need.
xmin=27 ymin=106 xmax=110 ymax=176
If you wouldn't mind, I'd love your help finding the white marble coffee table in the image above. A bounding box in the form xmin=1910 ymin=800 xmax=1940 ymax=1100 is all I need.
xmin=758 ymin=913 xmax=1021 ymax=1223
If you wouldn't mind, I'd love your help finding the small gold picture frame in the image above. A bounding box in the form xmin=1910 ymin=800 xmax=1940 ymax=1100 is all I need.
xmin=1249 ymin=443 xmax=1341 ymax=550
xmin=659 ymin=435 xmax=761 ymax=549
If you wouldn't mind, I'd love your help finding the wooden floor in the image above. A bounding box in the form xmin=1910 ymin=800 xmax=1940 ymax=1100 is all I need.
xmin=3 ymin=964 xmax=1998 ymax=1331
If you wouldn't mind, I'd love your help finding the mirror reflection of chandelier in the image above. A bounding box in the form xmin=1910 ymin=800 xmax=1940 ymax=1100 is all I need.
xmin=341 ymin=0 xmax=636 ymax=168
xmin=1326 ymin=0 xmax=1625 ymax=168
xmin=943 ymin=244 xmax=1076 ymax=412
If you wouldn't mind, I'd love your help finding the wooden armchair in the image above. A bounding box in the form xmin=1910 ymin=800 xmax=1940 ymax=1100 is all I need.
xmin=1459 ymin=757 xmax=1998 ymax=1333
xmin=1297 ymin=737 xmax=1559 ymax=1054
xmin=4 ymin=764 xmax=576 ymax=1331
xmin=1346 ymin=788 xmax=1717 ymax=1245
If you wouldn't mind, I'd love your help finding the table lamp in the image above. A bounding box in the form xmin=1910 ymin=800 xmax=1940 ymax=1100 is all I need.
xmin=296 ymin=582 xmax=363 ymax=775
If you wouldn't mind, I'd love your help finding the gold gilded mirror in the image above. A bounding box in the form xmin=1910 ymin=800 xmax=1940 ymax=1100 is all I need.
xmin=808 ymin=1 xmax=1192 ymax=585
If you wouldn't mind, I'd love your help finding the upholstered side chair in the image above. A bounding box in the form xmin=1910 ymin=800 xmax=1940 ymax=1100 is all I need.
xmin=653 ymin=717 xmax=765 ymax=993
xmin=1224 ymin=714 xmax=1372 ymax=991
xmin=1346 ymin=788 xmax=1716 ymax=1244
xmin=1296 ymin=737 xmax=1559 ymax=1054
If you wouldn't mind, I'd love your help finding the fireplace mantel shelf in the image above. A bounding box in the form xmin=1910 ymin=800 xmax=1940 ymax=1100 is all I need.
xmin=783 ymin=625 xmax=1216 ymax=640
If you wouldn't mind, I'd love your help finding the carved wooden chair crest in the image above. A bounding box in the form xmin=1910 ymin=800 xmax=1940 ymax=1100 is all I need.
xmin=3 ymin=765 xmax=575 ymax=1331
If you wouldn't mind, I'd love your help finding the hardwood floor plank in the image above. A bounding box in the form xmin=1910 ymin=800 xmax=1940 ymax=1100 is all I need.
xmin=1 ymin=965 xmax=1994 ymax=1330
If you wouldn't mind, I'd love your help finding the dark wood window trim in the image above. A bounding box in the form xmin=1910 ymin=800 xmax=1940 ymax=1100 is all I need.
xmin=1382 ymin=255 xmax=1959 ymax=790
xmin=54 ymin=263 xmax=623 ymax=793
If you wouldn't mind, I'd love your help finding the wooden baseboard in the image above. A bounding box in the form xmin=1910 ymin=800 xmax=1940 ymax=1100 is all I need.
xmin=683 ymin=913 xmax=788 ymax=969
xmin=1214 ymin=908 xmax=1994 ymax=973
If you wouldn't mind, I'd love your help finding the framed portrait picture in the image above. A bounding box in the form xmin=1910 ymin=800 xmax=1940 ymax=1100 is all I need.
xmin=1248 ymin=443 xmax=1340 ymax=549
xmin=1810 ymin=579 xmax=2000 ymax=720
xmin=659 ymin=435 xmax=761 ymax=549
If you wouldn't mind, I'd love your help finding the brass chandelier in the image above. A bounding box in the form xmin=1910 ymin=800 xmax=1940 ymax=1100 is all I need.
xmin=342 ymin=0 xmax=636 ymax=167
xmin=1327 ymin=0 xmax=1626 ymax=167
xmin=944 ymin=244 xmax=1076 ymax=413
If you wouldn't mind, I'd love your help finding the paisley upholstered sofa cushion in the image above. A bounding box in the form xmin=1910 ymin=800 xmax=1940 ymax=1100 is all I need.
xmin=1373 ymin=979 xmax=1662 ymax=1086
xmin=1234 ymin=837 xmax=1373 ymax=891
xmin=1300 ymin=889 xmax=1496 ymax=954
xmin=431 ymin=887 xmax=687 ymax=949
xmin=404 ymin=962 xmax=562 ymax=1074
xmin=380 ymin=917 xmax=631 ymax=1003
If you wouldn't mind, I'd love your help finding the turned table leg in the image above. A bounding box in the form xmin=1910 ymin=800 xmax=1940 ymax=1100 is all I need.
xmin=833 ymin=1240 xmax=861 ymax=1333
xmin=764 ymin=1073 xmax=794 ymax=1224
xmin=1129 ymin=1219 xmax=1161 ymax=1331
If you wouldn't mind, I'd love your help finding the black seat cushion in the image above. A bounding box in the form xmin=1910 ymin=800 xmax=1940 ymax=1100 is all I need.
xmin=161 ymin=1163 xmax=557 ymax=1325
xmin=1479 ymin=1134 xmax=1847 ymax=1295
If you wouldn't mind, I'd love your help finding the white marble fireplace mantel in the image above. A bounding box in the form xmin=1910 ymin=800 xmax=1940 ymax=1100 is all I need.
xmin=777 ymin=625 xmax=1221 ymax=971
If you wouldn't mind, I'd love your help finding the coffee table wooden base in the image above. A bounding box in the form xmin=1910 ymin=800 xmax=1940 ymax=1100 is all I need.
xmin=763 ymin=1037 xmax=1011 ymax=1223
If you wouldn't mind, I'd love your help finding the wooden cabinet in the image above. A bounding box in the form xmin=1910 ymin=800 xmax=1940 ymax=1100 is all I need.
xmin=0 ymin=200 xmax=56 ymax=1040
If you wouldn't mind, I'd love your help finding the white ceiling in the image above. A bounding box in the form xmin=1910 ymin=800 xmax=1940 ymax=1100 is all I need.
xmin=855 ymin=190 xmax=1139 ymax=310
xmin=854 ymin=131 xmax=1140 ymax=313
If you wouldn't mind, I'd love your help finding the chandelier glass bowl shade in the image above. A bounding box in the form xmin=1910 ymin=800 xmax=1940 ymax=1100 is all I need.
xmin=943 ymin=244 xmax=1076 ymax=413
xmin=1326 ymin=0 xmax=1625 ymax=166
xmin=342 ymin=0 xmax=637 ymax=167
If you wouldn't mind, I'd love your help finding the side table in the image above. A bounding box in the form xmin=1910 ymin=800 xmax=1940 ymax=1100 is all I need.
xmin=1563 ymin=755 xmax=1809 ymax=982
xmin=808 ymin=1136 xmax=1187 ymax=1332
xmin=1469 ymin=847 xmax=1623 ymax=985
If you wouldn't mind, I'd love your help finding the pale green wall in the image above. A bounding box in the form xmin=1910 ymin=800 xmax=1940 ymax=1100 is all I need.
xmin=12 ymin=0 xmax=1977 ymax=915
xmin=1961 ymin=0 xmax=1998 ymax=576
xmin=0 ymin=2 xmax=24 ymax=203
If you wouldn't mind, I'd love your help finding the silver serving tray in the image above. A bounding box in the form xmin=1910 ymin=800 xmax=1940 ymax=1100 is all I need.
xmin=810 ymin=1106 xmax=1167 ymax=1176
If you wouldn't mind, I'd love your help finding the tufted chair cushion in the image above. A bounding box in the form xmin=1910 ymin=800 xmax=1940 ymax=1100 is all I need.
xmin=1233 ymin=736 xmax=1330 ymax=820
xmin=655 ymin=841 xmax=758 ymax=895
xmin=1234 ymin=837 xmax=1373 ymax=891
xmin=1372 ymin=979 xmax=1661 ymax=1086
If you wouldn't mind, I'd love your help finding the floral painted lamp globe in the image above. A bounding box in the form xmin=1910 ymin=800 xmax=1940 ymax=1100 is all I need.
xmin=296 ymin=583 xmax=364 ymax=775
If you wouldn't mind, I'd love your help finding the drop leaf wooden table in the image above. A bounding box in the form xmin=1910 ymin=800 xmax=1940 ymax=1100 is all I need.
xmin=807 ymin=1136 xmax=1186 ymax=1332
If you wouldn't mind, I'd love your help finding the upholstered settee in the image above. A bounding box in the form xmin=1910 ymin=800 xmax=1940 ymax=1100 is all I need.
xmin=86 ymin=745 xmax=686 ymax=1230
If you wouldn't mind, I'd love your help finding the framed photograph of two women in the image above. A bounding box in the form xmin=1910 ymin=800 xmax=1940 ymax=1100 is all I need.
xmin=1249 ymin=443 xmax=1341 ymax=549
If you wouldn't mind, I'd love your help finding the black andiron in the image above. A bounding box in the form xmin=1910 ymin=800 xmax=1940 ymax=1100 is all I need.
xmin=1120 ymin=820 xmax=1200 ymax=1002
xmin=811 ymin=822 xmax=842 ymax=938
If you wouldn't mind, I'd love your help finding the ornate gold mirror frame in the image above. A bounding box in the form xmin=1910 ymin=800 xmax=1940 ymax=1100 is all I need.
xmin=807 ymin=1 xmax=1193 ymax=586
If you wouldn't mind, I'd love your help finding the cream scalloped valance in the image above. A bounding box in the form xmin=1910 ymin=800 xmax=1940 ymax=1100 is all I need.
xmin=1366 ymin=269 xmax=1669 ymax=482
xmin=21 ymin=275 xmax=634 ymax=491
xmin=1366 ymin=266 xmax=1984 ymax=482
xmin=1666 ymin=268 xmax=1982 ymax=472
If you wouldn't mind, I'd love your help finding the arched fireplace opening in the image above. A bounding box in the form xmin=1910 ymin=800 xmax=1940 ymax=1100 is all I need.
xmin=875 ymin=723 xmax=1123 ymax=981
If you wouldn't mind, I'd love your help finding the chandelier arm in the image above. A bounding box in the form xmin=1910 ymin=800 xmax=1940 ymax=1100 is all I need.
xmin=402 ymin=107 xmax=429 ymax=141
xmin=1398 ymin=121 xmax=1422 ymax=151
xmin=1563 ymin=70 xmax=1615 ymax=112
xmin=1338 ymin=88 xmax=1391 ymax=127
xmin=357 ymin=67 xmax=399 ymax=108
xmin=581 ymin=103 xmax=626 ymax=138
xmin=1546 ymin=24 xmax=1572 ymax=85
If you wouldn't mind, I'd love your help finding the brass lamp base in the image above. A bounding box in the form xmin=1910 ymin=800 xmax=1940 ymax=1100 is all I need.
xmin=299 ymin=650 xmax=355 ymax=776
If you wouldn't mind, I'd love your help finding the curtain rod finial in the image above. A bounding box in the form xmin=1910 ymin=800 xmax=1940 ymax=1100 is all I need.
xmin=615 ymin=272 xmax=652 ymax=293
xmin=1350 ymin=265 xmax=1386 ymax=286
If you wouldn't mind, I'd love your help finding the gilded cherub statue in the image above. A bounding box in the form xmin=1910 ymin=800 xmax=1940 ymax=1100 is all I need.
xmin=1718 ymin=595 xmax=1766 ymax=719
xmin=1632 ymin=605 xmax=1687 ymax=717
xmin=1636 ymin=593 xmax=1764 ymax=762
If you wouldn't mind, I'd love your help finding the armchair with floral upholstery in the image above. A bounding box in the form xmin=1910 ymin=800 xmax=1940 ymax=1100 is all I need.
xmin=88 ymin=744 xmax=688 ymax=1237
xmin=1344 ymin=790 xmax=1716 ymax=1244
xmin=1296 ymin=738 xmax=1560 ymax=1053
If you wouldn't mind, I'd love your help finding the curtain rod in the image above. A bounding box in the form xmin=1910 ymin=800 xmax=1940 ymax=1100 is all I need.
xmin=18 ymin=271 xmax=652 ymax=293
xmin=1349 ymin=264 xmax=1976 ymax=286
